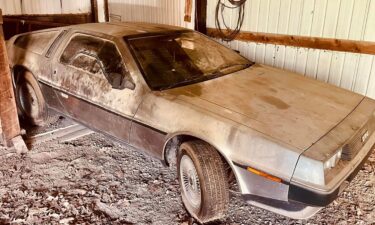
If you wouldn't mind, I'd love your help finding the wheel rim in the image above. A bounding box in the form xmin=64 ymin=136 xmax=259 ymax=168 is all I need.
xmin=180 ymin=154 xmax=202 ymax=211
xmin=18 ymin=82 xmax=40 ymax=118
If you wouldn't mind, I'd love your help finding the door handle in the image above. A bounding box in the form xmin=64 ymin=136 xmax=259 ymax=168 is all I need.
xmin=60 ymin=93 xmax=68 ymax=99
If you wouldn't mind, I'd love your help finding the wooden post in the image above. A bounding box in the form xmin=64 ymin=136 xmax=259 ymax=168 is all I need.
xmin=91 ymin=0 xmax=99 ymax=23
xmin=195 ymin=0 xmax=207 ymax=34
xmin=104 ymin=0 xmax=109 ymax=22
xmin=0 ymin=9 xmax=27 ymax=153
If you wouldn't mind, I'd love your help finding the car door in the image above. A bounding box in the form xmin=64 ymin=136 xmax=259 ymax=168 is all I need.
xmin=49 ymin=32 xmax=142 ymax=143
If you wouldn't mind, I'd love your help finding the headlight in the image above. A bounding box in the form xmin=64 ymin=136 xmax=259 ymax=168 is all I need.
xmin=324 ymin=149 xmax=342 ymax=170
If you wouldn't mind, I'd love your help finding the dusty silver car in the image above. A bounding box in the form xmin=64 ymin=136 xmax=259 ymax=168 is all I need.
xmin=6 ymin=22 xmax=375 ymax=223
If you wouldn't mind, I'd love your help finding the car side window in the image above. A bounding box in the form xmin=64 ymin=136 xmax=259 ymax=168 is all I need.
xmin=70 ymin=53 xmax=105 ymax=77
xmin=60 ymin=34 xmax=128 ymax=85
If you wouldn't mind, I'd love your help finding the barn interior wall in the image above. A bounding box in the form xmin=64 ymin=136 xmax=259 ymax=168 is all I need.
xmin=207 ymin=0 xmax=375 ymax=99
xmin=0 ymin=0 xmax=91 ymax=15
xmin=108 ymin=0 xmax=195 ymax=29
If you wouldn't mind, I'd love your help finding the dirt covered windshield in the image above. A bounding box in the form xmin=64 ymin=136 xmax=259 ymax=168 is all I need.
xmin=127 ymin=31 xmax=252 ymax=90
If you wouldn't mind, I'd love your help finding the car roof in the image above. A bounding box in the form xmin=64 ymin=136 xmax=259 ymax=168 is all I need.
xmin=67 ymin=22 xmax=189 ymax=37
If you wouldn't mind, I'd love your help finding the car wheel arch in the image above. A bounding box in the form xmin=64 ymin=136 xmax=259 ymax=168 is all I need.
xmin=162 ymin=132 xmax=239 ymax=187
xmin=12 ymin=65 xmax=38 ymax=87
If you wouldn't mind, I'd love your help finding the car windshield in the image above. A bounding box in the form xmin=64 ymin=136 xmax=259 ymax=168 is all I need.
xmin=127 ymin=31 xmax=252 ymax=90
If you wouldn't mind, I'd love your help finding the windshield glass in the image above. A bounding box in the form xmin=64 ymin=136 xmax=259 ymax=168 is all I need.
xmin=127 ymin=31 xmax=252 ymax=90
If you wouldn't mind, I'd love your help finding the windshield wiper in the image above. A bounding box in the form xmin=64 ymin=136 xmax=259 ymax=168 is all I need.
xmin=160 ymin=75 xmax=208 ymax=90
xmin=159 ymin=63 xmax=253 ymax=90
xmin=212 ymin=63 xmax=252 ymax=74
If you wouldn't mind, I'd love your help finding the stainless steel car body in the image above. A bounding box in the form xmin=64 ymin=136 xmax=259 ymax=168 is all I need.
xmin=6 ymin=22 xmax=375 ymax=219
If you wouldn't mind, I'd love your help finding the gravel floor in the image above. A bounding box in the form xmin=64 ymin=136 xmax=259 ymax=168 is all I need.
xmin=0 ymin=119 xmax=374 ymax=225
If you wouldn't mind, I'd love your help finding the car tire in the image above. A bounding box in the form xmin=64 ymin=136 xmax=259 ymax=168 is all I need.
xmin=15 ymin=71 xmax=58 ymax=126
xmin=177 ymin=140 xmax=229 ymax=223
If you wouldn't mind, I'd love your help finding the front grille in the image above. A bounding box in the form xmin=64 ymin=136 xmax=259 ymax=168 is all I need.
xmin=342 ymin=117 xmax=375 ymax=160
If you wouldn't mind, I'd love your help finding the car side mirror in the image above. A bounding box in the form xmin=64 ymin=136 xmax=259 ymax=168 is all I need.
xmin=109 ymin=72 xmax=135 ymax=90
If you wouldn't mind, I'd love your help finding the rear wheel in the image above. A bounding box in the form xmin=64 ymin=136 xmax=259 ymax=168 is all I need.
xmin=177 ymin=141 xmax=229 ymax=223
xmin=15 ymin=71 xmax=58 ymax=126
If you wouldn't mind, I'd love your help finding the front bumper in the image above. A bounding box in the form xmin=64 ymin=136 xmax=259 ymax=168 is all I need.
xmin=288 ymin=142 xmax=374 ymax=207
xmin=233 ymin=139 xmax=374 ymax=220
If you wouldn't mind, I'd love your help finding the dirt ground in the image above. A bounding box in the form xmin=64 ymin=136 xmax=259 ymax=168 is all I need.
xmin=0 ymin=118 xmax=374 ymax=225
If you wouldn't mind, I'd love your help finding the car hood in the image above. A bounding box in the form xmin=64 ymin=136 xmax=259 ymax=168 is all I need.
xmin=164 ymin=64 xmax=364 ymax=151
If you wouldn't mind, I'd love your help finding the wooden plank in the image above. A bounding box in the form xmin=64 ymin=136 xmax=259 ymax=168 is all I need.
xmin=207 ymin=28 xmax=375 ymax=55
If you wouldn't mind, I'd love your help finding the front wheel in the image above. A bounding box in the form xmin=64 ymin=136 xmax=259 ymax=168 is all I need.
xmin=177 ymin=141 xmax=229 ymax=223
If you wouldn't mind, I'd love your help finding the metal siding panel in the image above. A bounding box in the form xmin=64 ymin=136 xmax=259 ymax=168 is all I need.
xmin=61 ymin=0 xmax=91 ymax=13
xmin=310 ymin=0 xmax=327 ymax=37
xmin=288 ymin=0 xmax=303 ymax=35
xmin=364 ymin=0 xmax=375 ymax=41
xmin=264 ymin=44 xmax=276 ymax=66
xmin=276 ymin=0 xmax=291 ymax=34
xmin=353 ymin=55 xmax=374 ymax=95
xmin=249 ymin=0 xmax=261 ymax=31
xmin=257 ymin=0 xmax=270 ymax=33
xmin=316 ymin=51 xmax=333 ymax=82
xmin=284 ymin=46 xmax=298 ymax=72
xmin=206 ymin=0 xmax=216 ymax=28
xmin=255 ymin=44 xmax=266 ymax=64
xmin=322 ymin=0 xmax=340 ymax=38
xmin=340 ymin=54 xmax=360 ymax=90
xmin=335 ymin=0 xmax=354 ymax=39
xmin=349 ymin=0 xmax=370 ymax=40
xmin=0 ymin=0 xmax=22 ymax=15
xmin=274 ymin=45 xmax=286 ymax=69
xmin=108 ymin=0 xmax=193 ymax=29
xmin=366 ymin=59 xmax=375 ymax=98
xmin=327 ymin=52 xmax=345 ymax=86
xmin=305 ymin=49 xmax=320 ymax=79
xmin=299 ymin=0 xmax=315 ymax=36
xmin=22 ymin=0 xmax=62 ymax=14
xmin=295 ymin=48 xmax=308 ymax=75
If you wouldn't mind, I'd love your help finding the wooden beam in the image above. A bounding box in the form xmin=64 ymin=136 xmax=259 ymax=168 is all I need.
xmin=91 ymin=0 xmax=99 ymax=23
xmin=195 ymin=0 xmax=207 ymax=34
xmin=104 ymin=0 xmax=110 ymax=22
xmin=3 ymin=13 xmax=93 ymax=24
xmin=207 ymin=28 xmax=375 ymax=55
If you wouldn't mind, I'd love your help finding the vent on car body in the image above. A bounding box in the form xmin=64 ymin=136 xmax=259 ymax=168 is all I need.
xmin=342 ymin=117 xmax=375 ymax=160
xmin=46 ymin=30 xmax=68 ymax=58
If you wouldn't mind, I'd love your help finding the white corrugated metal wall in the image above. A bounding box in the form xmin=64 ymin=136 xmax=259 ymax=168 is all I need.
xmin=108 ymin=0 xmax=195 ymax=29
xmin=0 ymin=0 xmax=91 ymax=14
xmin=207 ymin=0 xmax=375 ymax=99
